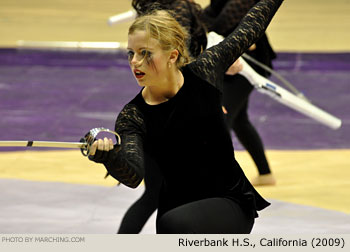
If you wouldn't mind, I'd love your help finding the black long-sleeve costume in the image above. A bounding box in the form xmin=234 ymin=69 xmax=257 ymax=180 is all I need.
xmin=92 ymin=0 xmax=283 ymax=225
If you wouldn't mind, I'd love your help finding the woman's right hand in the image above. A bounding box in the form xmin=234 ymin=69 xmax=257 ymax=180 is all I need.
xmin=88 ymin=137 xmax=114 ymax=162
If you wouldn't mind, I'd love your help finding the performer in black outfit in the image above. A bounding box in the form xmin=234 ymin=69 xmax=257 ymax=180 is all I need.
xmin=89 ymin=0 xmax=283 ymax=233
xmin=116 ymin=0 xmax=208 ymax=234
xmin=201 ymin=0 xmax=277 ymax=186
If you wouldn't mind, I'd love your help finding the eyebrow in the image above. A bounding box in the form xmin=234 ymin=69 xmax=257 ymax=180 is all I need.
xmin=126 ymin=47 xmax=153 ymax=51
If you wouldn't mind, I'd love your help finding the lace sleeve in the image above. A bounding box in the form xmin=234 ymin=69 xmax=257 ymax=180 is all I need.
xmin=202 ymin=0 xmax=256 ymax=36
xmin=189 ymin=0 xmax=283 ymax=90
xmin=102 ymin=104 xmax=146 ymax=188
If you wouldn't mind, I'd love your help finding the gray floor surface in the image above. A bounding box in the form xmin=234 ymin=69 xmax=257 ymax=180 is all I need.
xmin=1 ymin=178 xmax=349 ymax=234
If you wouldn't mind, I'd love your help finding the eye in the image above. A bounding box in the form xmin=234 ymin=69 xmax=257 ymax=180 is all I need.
xmin=127 ymin=51 xmax=134 ymax=61
xmin=141 ymin=50 xmax=152 ymax=58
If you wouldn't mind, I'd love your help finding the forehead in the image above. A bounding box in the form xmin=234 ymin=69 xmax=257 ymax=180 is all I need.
xmin=127 ymin=30 xmax=160 ymax=50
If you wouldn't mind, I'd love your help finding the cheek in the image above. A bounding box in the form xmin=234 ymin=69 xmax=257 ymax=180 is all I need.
xmin=151 ymin=57 xmax=167 ymax=73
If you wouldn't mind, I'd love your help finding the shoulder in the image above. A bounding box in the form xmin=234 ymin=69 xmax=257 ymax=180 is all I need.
xmin=116 ymin=95 xmax=146 ymax=134
xmin=182 ymin=65 xmax=202 ymax=86
xmin=118 ymin=103 xmax=144 ymax=125
xmin=185 ymin=61 xmax=223 ymax=90
xmin=182 ymin=65 xmax=221 ymax=95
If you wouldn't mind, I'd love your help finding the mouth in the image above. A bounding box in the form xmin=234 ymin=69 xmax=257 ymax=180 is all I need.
xmin=134 ymin=69 xmax=145 ymax=79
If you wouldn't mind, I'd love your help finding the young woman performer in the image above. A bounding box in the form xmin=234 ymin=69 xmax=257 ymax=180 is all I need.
xmin=201 ymin=0 xmax=277 ymax=186
xmin=89 ymin=0 xmax=283 ymax=233
xmin=116 ymin=0 xmax=208 ymax=234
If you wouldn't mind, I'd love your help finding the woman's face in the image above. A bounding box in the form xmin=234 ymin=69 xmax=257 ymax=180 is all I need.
xmin=127 ymin=30 xmax=171 ymax=87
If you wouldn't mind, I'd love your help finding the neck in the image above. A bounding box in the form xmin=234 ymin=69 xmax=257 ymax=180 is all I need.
xmin=142 ymin=69 xmax=184 ymax=105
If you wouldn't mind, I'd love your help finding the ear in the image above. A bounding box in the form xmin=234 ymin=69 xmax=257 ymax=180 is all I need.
xmin=168 ymin=49 xmax=179 ymax=64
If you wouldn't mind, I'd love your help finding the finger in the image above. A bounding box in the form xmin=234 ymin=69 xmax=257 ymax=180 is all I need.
xmin=237 ymin=63 xmax=243 ymax=72
xmin=89 ymin=141 xmax=98 ymax=156
xmin=97 ymin=138 xmax=104 ymax=151
xmin=222 ymin=106 xmax=228 ymax=114
xmin=104 ymin=137 xmax=110 ymax=151
xmin=109 ymin=138 xmax=114 ymax=151
xmin=248 ymin=43 xmax=256 ymax=51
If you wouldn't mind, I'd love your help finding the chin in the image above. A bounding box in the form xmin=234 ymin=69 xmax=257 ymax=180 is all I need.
xmin=136 ymin=80 xmax=146 ymax=87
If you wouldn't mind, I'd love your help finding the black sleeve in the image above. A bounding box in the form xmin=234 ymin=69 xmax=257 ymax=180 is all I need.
xmin=93 ymin=104 xmax=146 ymax=188
xmin=202 ymin=0 xmax=256 ymax=36
xmin=189 ymin=0 xmax=283 ymax=91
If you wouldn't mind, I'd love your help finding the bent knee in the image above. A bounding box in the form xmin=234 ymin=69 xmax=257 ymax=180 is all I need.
xmin=156 ymin=211 xmax=194 ymax=234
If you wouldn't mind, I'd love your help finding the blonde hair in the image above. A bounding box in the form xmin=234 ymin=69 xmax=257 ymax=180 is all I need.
xmin=128 ymin=10 xmax=192 ymax=68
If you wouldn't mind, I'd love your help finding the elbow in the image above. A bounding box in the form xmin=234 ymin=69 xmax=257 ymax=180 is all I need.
xmin=124 ymin=172 xmax=143 ymax=188
xmin=127 ymin=179 xmax=142 ymax=189
xmin=107 ymin=165 xmax=143 ymax=189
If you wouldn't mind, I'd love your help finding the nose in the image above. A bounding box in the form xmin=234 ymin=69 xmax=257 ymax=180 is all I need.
xmin=130 ymin=54 xmax=142 ymax=67
xmin=130 ymin=54 xmax=137 ymax=65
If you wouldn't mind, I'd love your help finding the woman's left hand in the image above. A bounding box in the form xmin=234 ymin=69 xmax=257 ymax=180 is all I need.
xmin=225 ymin=58 xmax=243 ymax=75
